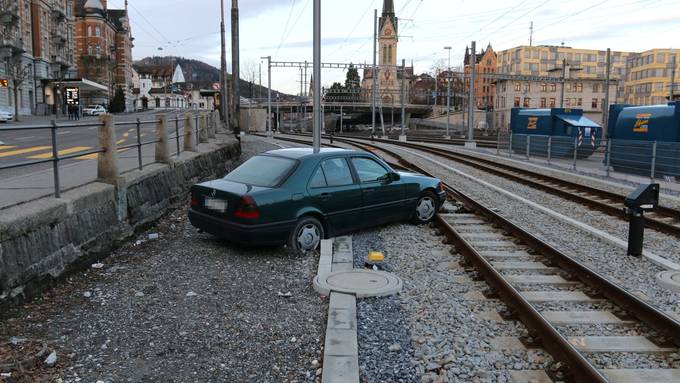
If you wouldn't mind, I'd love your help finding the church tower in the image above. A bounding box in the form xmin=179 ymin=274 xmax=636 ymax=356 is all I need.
xmin=379 ymin=0 xmax=397 ymax=67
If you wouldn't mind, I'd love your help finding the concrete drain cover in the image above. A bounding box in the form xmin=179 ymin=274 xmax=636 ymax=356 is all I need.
xmin=314 ymin=270 xmax=402 ymax=298
xmin=657 ymin=271 xmax=680 ymax=292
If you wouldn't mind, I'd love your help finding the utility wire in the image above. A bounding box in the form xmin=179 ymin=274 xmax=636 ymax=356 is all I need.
xmin=275 ymin=0 xmax=297 ymax=56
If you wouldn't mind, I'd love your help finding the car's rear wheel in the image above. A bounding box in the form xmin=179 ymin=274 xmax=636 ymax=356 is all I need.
xmin=288 ymin=216 xmax=324 ymax=252
xmin=412 ymin=192 xmax=437 ymax=224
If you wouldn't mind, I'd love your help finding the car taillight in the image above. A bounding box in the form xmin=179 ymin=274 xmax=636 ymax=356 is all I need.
xmin=234 ymin=195 xmax=260 ymax=219
xmin=191 ymin=197 xmax=199 ymax=207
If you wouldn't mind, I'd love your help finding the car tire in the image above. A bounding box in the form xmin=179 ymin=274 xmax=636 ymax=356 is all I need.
xmin=412 ymin=191 xmax=438 ymax=224
xmin=288 ymin=216 xmax=324 ymax=252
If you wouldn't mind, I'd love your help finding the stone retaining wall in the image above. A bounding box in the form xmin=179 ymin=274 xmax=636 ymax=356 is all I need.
xmin=0 ymin=138 xmax=241 ymax=307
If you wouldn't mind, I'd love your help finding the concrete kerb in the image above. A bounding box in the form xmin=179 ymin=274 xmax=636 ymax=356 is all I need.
xmin=318 ymin=237 xmax=360 ymax=383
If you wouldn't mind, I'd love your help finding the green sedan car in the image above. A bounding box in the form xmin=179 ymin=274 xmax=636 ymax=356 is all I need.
xmin=188 ymin=148 xmax=446 ymax=251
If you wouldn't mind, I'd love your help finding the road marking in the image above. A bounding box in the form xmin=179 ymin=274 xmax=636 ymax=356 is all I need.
xmin=87 ymin=126 xmax=97 ymax=130
xmin=16 ymin=136 xmax=36 ymax=141
xmin=0 ymin=146 xmax=51 ymax=158
xmin=0 ymin=145 xmax=18 ymax=151
xmin=28 ymin=146 xmax=92 ymax=159
xmin=57 ymin=130 xmax=72 ymax=135
xmin=76 ymin=153 xmax=97 ymax=160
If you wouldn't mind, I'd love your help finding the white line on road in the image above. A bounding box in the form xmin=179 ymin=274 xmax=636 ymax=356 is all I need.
xmin=87 ymin=126 xmax=97 ymax=130
xmin=16 ymin=136 xmax=36 ymax=141
xmin=57 ymin=130 xmax=72 ymax=135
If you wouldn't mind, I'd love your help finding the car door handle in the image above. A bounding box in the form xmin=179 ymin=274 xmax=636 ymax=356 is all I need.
xmin=319 ymin=192 xmax=331 ymax=199
xmin=364 ymin=188 xmax=376 ymax=193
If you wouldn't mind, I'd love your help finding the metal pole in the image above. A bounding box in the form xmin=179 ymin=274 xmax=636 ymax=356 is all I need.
xmin=259 ymin=61 xmax=262 ymax=100
xmin=572 ymin=136 xmax=578 ymax=171
xmin=312 ymin=0 xmax=321 ymax=153
xmin=467 ymin=41 xmax=476 ymax=145
xmin=605 ymin=138 xmax=612 ymax=177
xmin=401 ymin=59 xmax=406 ymax=138
xmin=526 ymin=135 xmax=531 ymax=159
xmin=434 ymin=69 xmax=438 ymax=116
xmin=175 ymin=115 xmax=180 ymax=155
xmin=445 ymin=46 xmax=451 ymax=138
xmin=231 ymin=0 xmax=241 ymax=138
xmin=262 ymin=56 xmax=272 ymax=136
xmin=136 ymin=118 xmax=142 ymax=170
xmin=51 ymin=120 xmax=60 ymax=198
xmin=547 ymin=136 xmax=552 ymax=164
xmin=371 ymin=9 xmax=377 ymax=135
xmin=276 ymin=94 xmax=280 ymax=134
xmin=670 ymin=54 xmax=676 ymax=101
xmin=603 ymin=48 xmax=611 ymax=136
xmin=651 ymin=140 xmax=657 ymax=181
xmin=340 ymin=104 xmax=343 ymax=133
xmin=509 ymin=132 xmax=513 ymax=158
xmin=560 ymin=58 xmax=566 ymax=108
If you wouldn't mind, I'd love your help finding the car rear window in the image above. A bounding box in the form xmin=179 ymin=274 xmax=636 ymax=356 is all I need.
xmin=224 ymin=155 xmax=296 ymax=187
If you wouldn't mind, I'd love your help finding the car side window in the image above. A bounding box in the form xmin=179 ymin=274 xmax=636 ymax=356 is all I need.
xmin=351 ymin=157 xmax=389 ymax=183
xmin=308 ymin=166 xmax=327 ymax=188
xmin=320 ymin=158 xmax=354 ymax=187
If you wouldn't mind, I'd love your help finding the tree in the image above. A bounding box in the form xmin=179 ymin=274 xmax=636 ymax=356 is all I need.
xmin=344 ymin=64 xmax=361 ymax=102
xmin=110 ymin=86 xmax=126 ymax=113
xmin=5 ymin=58 xmax=32 ymax=122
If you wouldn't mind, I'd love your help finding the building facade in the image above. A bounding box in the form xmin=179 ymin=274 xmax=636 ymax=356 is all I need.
xmin=464 ymin=43 xmax=497 ymax=110
xmin=493 ymin=64 xmax=617 ymax=133
xmin=361 ymin=0 xmax=413 ymax=105
xmin=132 ymin=63 xmax=188 ymax=110
xmin=0 ymin=0 xmax=76 ymax=116
xmin=73 ymin=0 xmax=133 ymax=109
xmin=624 ymin=48 xmax=679 ymax=105
xmin=496 ymin=45 xmax=632 ymax=104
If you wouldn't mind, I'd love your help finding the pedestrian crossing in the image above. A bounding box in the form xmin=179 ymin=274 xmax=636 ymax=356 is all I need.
xmin=0 ymin=130 xmax=148 ymax=161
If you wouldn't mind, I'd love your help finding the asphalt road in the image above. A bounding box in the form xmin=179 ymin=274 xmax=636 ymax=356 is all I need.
xmin=0 ymin=110 xmax=196 ymax=209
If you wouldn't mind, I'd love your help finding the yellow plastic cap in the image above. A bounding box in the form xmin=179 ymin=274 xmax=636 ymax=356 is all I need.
xmin=367 ymin=251 xmax=385 ymax=262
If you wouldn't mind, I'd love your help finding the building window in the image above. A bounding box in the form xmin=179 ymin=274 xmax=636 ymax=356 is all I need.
xmin=523 ymin=97 xmax=530 ymax=107
xmin=576 ymin=98 xmax=582 ymax=106
xmin=566 ymin=82 xmax=572 ymax=92
xmin=514 ymin=97 xmax=520 ymax=107
xmin=541 ymin=83 xmax=547 ymax=92
xmin=576 ymin=83 xmax=583 ymax=92
xmin=514 ymin=82 xmax=521 ymax=91
xmin=549 ymin=98 xmax=555 ymax=107
xmin=592 ymin=98 xmax=598 ymax=109
xmin=87 ymin=26 xmax=92 ymax=36
xmin=96 ymin=26 xmax=101 ymax=37
xmin=540 ymin=98 xmax=547 ymax=108
xmin=550 ymin=83 xmax=556 ymax=92
xmin=95 ymin=44 xmax=100 ymax=57
xmin=523 ymin=82 xmax=530 ymax=92
xmin=592 ymin=83 xmax=599 ymax=93
xmin=87 ymin=45 xmax=93 ymax=55
xmin=566 ymin=98 xmax=571 ymax=107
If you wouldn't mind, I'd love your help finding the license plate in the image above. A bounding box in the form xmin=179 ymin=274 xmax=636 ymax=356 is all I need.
xmin=204 ymin=197 xmax=228 ymax=212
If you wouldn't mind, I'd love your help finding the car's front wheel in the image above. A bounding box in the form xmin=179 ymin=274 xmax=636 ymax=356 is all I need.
xmin=412 ymin=191 xmax=437 ymax=224
xmin=288 ymin=216 xmax=324 ymax=252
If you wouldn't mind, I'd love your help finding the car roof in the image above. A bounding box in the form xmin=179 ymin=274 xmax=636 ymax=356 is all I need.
xmin=263 ymin=147 xmax=365 ymax=160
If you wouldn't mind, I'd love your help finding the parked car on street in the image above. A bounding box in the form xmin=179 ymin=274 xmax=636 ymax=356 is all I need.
xmin=82 ymin=105 xmax=106 ymax=116
xmin=0 ymin=108 xmax=14 ymax=122
xmin=188 ymin=148 xmax=446 ymax=251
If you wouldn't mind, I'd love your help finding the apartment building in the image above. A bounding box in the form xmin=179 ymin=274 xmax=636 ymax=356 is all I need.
xmin=624 ymin=48 xmax=679 ymax=105
xmin=496 ymin=45 xmax=632 ymax=104
xmin=464 ymin=43 xmax=497 ymax=110
xmin=0 ymin=0 xmax=80 ymax=117
xmin=493 ymin=63 xmax=617 ymax=133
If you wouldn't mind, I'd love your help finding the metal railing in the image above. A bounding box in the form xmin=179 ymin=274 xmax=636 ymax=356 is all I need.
xmin=499 ymin=132 xmax=680 ymax=181
xmin=0 ymin=111 xmax=219 ymax=201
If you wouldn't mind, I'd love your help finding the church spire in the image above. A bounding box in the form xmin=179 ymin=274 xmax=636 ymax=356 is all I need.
xmin=382 ymin=0 xmax=395 ymax=15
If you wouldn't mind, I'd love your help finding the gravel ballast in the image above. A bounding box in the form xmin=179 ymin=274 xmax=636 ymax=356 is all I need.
xmin=0 ymin=137 xmax=326 ymax=382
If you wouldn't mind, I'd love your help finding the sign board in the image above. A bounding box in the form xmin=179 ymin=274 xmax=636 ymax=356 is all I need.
xmin=212 ymin=82 xmax=220 ymax=90
xmin=65 ymin=87 xmax=80 ymax=105
xmin=0 ymin=79 xmax=8 ymax=88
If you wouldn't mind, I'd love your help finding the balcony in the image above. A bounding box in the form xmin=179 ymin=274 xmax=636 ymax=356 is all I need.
xmin=0 ymin=4 xmax=19 ymax=25
xmin=51 ymin=51 xmax=73 ymax=68
xmin=52 ymin=8 xmax=66 ymax=22
xmin=0 ymin=36 xmax=25 ymax=59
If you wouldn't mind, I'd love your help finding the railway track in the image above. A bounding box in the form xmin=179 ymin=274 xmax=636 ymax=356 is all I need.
xmin=285 ymin=132 xmax=680 ymax=239
xmin=264 ymin=133 xmax=680 ymax=382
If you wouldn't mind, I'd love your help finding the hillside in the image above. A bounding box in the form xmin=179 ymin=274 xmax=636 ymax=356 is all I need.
xmin=134 ymin=56 xmax=292 ymax=99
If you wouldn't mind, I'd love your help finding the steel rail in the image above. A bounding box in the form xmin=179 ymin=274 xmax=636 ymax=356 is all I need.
xmin=331 ymin=134 xmax=680 ymax=238
xmin=266 ymin=132 xmax=680 ymax=381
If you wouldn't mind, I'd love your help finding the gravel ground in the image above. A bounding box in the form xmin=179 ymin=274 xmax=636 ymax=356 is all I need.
xmin=423 ymin=142 xmax=680 ymax=207
xmin=0 ymin=137 xmax=326 ymax=383
xmin=352 ymin=221 xmax=555 ymax=383
xmin=379 ymin=142 xmax=680 ymax=317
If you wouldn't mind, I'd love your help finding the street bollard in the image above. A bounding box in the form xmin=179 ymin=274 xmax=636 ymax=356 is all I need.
xmin=208 ymin=111 xmax=217 ymax=138
xmin=526 ymin=135 xmax=531 ymax=160
xmin=547 ymin=136 xmax=552 ymax=165
xmin=97 ymin=114 xmax=120 ymax=183
xmin=183 ymin=112 xmax=197 ymax=152
xmin=572 ymin=136 xmax=578 ymax=171
xmin=136 ymin=118 xmax=143 ymax=170
xmin=509 ymin=133 xmax=513 ymax=158
xmin=155 ymin=114 xmax=171 ymax=164
xmin=650 ymin=141 xmax=657 ymax=182
xmin=50 ymin=120 xmax=61 ymax=198
xmin=605 ymin=139 xmax=612 ymax=177
xmin=198 ymin=113 xmax=209 ymax=144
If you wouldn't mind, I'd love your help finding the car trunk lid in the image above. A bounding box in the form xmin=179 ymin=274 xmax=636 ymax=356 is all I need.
xmin=191 ymin=179 xmax=268 ymax=221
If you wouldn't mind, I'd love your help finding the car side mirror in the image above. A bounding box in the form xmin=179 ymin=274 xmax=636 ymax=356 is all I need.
xmin=389 ymin=172 xmax=400 ymax=182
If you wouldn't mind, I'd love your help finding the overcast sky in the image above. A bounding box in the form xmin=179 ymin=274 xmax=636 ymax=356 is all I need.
xmin=109 ymin=0 xmax=680 ymax=94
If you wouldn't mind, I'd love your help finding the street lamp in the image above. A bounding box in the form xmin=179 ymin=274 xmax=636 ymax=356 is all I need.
xmin=260 ymin=55 xmax=272 ymax=137
xmin=444 ymin=46 xmax=452 ymax=139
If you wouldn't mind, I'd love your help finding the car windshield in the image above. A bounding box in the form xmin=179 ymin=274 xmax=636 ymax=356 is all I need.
xmin=223 ymin=155 xmax=296 ymax=187
xmin=87 ymin=105 xmax=97 ymax=109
